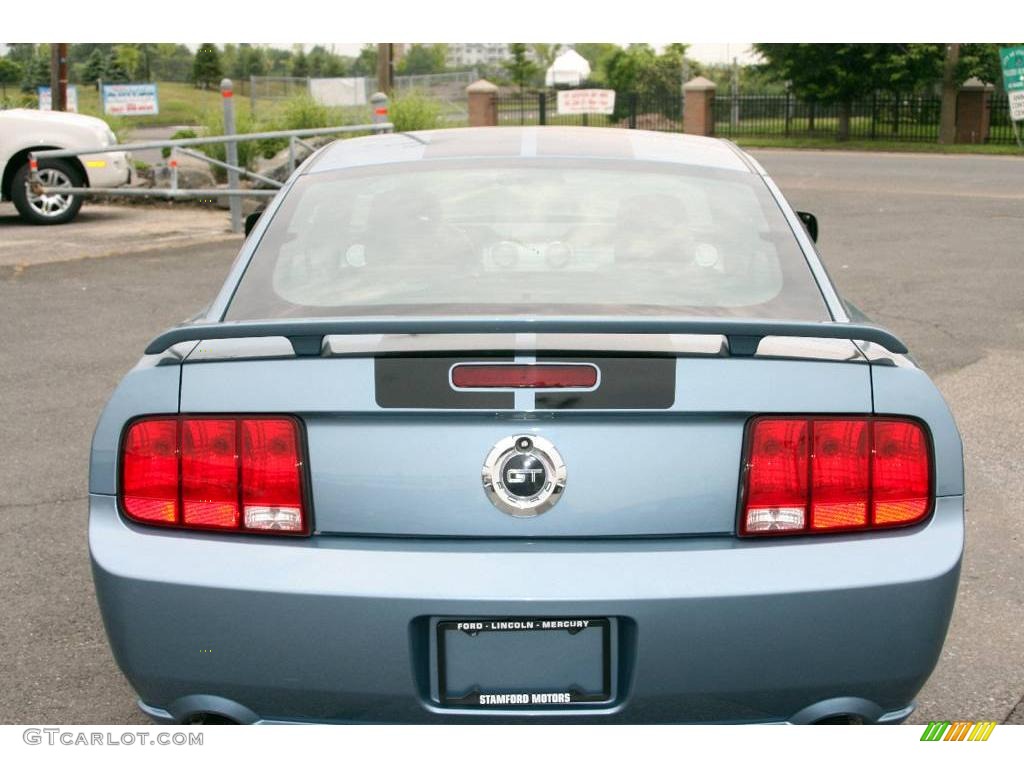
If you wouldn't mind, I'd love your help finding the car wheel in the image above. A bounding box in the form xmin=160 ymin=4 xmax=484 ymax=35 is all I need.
xmin=11 ymin=158 xmax=85 ymax=225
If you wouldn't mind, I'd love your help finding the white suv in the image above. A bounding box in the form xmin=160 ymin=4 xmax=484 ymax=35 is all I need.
xmin=0 ymin=108 xmax=131 ymax=224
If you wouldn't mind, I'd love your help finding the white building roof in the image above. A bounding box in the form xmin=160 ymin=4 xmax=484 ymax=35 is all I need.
xmin=545 ymin=49 xmax=592 ymax=87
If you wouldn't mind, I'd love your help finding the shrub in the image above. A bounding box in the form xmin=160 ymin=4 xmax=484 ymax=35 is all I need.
xmin=197 ymin=111 xmax=261 ymax=181
xmin=162 ymin=129 xmax=197 ymax=159
xmin=278 ymin=94 xmax=335 ymax=129
xmin=389 ymin=91 xmax=444 ymax=132
xmin=255 ymin=94 xmax=344 ymax=158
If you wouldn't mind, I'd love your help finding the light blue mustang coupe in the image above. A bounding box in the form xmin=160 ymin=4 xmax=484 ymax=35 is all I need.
xmin=89 ymin=126 xmax=963 ymax=725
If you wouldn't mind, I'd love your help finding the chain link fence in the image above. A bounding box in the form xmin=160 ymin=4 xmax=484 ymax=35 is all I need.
xmin=247 ymin=70 xmax=477 ymax=123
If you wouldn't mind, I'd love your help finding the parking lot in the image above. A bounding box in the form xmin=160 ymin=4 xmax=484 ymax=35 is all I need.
xmin=0 ymin=149 xmax=1021 ymax=724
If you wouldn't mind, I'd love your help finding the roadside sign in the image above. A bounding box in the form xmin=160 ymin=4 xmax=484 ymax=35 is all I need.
xmin=37 ymin=85 xmax=78 ymax=112
xmin=557 ymin=89 xmax=615 ymax=116
xmin=102 ymin=83 xmax=159 ymax=116
xmin=1000 ymin=46 xmax=1024 ymax=121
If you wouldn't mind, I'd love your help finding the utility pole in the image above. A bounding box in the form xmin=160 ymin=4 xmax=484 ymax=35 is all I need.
xmin=938 ymin=43 xmax=960 ymax=145
xmin=376 ymin=43 xmax=394 ymax=94
xmin=49 ymin=43 xmax=69 ymax=111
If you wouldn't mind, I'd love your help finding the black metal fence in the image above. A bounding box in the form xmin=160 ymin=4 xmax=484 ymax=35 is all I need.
xmin=496 ymin=91 xmax=683 ymax=133
xmin=713 ymin=93 xmax=946 ymax=142
xmin=988 ymin=95 xmax=1021 ymax=145
xmin=494 ymin=89 xmax=1019 ymax=146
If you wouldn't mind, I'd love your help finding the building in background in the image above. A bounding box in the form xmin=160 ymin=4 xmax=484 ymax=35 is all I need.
xmin=446 ymin=43 xmax=512 ymax=68
xmin=545 ymin=49 xmax=591 ymax=87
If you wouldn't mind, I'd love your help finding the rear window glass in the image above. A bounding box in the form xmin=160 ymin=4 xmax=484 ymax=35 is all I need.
xmin=225 ymin=159 xmax=828 ymax=321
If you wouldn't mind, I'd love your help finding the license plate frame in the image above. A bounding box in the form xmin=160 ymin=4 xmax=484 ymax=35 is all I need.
xmin=435 ymin=617 xmax=613 ymax=708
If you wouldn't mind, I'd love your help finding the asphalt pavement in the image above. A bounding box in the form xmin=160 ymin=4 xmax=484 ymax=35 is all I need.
xmin=0 ymin=148 xmax=1021 ymax=724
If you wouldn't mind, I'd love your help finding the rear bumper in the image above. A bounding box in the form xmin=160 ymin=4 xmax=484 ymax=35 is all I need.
xmin=83 ymin=151 xmax=131 ymax=188
xmin=89 ymin=494 xmax=963 ymax=724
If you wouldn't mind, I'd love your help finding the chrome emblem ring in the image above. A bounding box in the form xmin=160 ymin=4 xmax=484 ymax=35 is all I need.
xmin=482 ymin=435 xmax=567 ymax=518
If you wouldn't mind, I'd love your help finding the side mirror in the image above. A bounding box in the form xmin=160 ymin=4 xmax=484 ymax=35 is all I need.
xmin=244 ymin=209 xmax=264 ymax=237
xmin=796 ymin=211 xmax=818 ymax=243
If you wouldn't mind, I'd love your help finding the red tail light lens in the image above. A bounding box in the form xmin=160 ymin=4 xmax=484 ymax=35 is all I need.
xmin=122 ymin=419 xmax=179 ymax=524
xmin=451 ymin=363 xmax=598 ymax=389
xmin=120 ymin=415 xmax=308 ymax=535
xmin=241 ymin=419 xmax=304 ymax=532
xmin=743 ymin=418 xmax=808 ymax=533
xmin=740 ymin=416 xmax=931 ymax=537
xmin=872 ymin=420 xmax=931 ymax=527
xmin=182 ymin=419 xmax=239 ymax=529
xmin=810 ymin=419 xmax=869 ymax=531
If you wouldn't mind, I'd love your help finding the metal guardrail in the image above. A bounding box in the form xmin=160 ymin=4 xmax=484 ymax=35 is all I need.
xmin=27 ymin=78 xmax=394 ymax=232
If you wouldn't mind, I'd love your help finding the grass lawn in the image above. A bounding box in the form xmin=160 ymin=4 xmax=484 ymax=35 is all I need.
xmin=72 ymin=81 xmax=282 ymax=129
xmin=733 ymin=136 xmax=1024 ymax=156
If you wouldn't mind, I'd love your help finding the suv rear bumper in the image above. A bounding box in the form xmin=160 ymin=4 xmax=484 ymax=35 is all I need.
xmin=89 ymin=494 xmax=963 ymax=724
xmin=83 ymin=151 xmax=131 ymax=188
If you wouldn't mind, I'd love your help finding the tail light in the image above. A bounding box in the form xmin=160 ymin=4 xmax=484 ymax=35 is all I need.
xmin=120 ymin=415 xmax=308 ymax=535
xmin=451 ymin=363 xmax=598 ymax=389
xmin=740 ymin=416 xmax=932 ymax=536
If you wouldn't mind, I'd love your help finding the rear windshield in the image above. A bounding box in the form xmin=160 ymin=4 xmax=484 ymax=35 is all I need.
xmin=225 ymin=159 xmax=828 ymax=321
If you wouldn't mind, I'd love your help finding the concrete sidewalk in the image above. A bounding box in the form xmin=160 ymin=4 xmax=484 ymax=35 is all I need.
xmin=0 ymin=202 xmax=241 ymax=271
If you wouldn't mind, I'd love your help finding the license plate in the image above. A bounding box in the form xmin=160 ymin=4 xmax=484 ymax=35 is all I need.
xmin=436 ymin=617 xmax=612 ymax=707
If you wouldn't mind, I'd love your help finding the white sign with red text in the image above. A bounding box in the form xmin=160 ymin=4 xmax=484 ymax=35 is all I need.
xmin=102 ymin=83 xmax=160 ymax=116
xmin=556 ymin=89 xmax=615 ymax=115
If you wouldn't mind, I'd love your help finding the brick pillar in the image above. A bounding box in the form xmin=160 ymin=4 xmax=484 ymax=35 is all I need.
xmin=683 ymin=76 xmax=717 ymax=136
xmin=467 ymin=79 xmax=498 ymax=127
xmin=955 ymin=77 xmax=994 ymax=144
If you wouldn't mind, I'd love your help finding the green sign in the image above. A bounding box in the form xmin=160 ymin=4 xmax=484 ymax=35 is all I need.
xmin=999 ymin=46 xmax=1024 ymax=121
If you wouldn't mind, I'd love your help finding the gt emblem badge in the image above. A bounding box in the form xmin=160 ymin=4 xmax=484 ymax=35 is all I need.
xmin=482 ymin=435 xmax=567 ymax=517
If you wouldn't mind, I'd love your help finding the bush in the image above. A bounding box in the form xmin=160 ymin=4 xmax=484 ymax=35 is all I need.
xmin=197 ymin=112 xmax=263 ymax=182
xmin=255 ymin=95 xmax=336 ymax=158
xmin=389 ymin=91 xmax=443 ymax=132
xmin=162 ymin=129 xmax=197 ymax=159
xmin=278 ymin=94 xmax=335 ymax=130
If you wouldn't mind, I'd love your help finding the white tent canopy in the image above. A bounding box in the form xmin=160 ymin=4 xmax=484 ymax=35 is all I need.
xmin=545 ymin=49 xmax=592 ymax=87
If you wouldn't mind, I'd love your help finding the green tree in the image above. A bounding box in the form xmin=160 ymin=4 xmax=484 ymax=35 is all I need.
xmin=398 ymin=44 xmax=448 ymax=76
xmin=104 ymin=53 xmax=130 ymax=83
xmin=351 ymin=44 xmax=378 ymax=77
xmin=247 ymin=45 xmax=268 ymax=77
xmin=151 ymin=44 xmax=193 ymax=81
xmin=291 ymin=47 xmax=309 ymax=78
xmin=604 ymin=44 xmax=696 ymax=116
xmin=531 ymin=43 xmax=562 ymax=74
xmin=6 ymin=44 xmax=38 ymax=68
xmin=81 ymin=49 xmax=108 ymax=86
xmin=0 ymin=58 xmax=22 ymax=98
xmin=752 ymin=43 xmax=955 ymax=140
xmin=114 ymin=44 xmax=142 ymax=81
xmin=221 ymin=44 xmax=239 ymax=81
xmin=755 ymin=44 xmax=880 ymax=139
xmin=21 ymin=47 xmax=51 ymax=92
xmin=266 ymin=47 xmax=293 ymax=76
xmin=192 ymin=43 xmax=222 ymax=89
xmin=958 ymin=43 xmax=1020 ymax=84
xmin=573 ymin=43 xmax=620 ymax=84
xmin=504 ymin=43 xmax=538 ymax=92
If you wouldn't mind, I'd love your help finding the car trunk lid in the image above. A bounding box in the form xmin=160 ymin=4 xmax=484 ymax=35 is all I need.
xmin=179 ymin=335 xmax=872 ymax=538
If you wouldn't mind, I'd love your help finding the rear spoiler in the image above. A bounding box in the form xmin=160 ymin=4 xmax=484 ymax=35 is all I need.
xmin=145 ymin=317 xmax=907 ymax=358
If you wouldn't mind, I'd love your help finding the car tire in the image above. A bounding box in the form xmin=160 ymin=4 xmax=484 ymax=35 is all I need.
xmin=11 ymin=158 xmax=85 ymax=225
